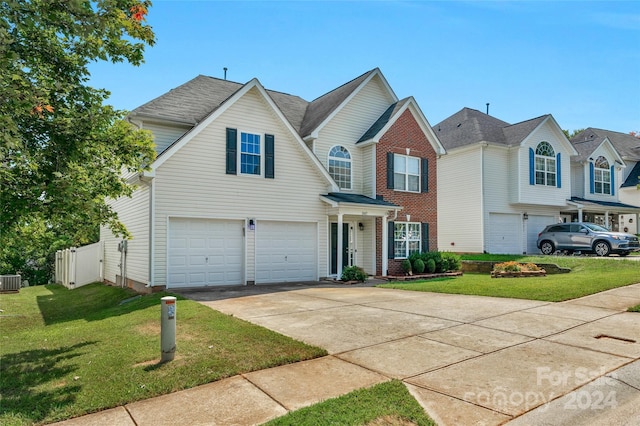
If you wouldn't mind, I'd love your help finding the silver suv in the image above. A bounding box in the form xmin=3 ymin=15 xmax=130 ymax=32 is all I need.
xmin=537 ymin=222 xmax=640 ymax=257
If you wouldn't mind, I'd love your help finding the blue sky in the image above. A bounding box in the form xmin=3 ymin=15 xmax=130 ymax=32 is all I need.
xmin=88 ymin=0 xmax=640 ymax=133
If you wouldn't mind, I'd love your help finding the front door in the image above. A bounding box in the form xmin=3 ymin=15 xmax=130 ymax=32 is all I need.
xmin=330 ymin=223 xmax=354 ymax=275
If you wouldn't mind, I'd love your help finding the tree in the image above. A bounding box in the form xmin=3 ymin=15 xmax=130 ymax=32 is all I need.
xmin=1 ymin=0 xmax=157 ymax=283
xmin=562 ymin=129 xmax=586 ymax=140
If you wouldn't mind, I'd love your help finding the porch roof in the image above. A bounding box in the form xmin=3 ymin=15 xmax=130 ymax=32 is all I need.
xmin=567 ymin=197 xmax=640 ymax=212
xmin=320 ymin=193 xmax=400 ymax=208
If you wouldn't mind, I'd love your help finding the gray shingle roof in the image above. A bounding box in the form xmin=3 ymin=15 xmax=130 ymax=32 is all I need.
xmin=570 ymin=197 xmax=640 ymax=210
xmin=322 ymin=192 xmax=399 ymax=207
xmin=299 ymin=69 xmax=378 ymax=138
xmin=433 ymin=108 xmax=509 ymax=149
xmin=434 ymin=108 xmax=554 ymax=150
xmin=130 ymin=70 xmax=380 ymax=139
xmin=622 ymin=161 xmax=640 ymax=188
xmin=357 ymin=98 xmax=409 ymax=143
xmin=570 ymin=128 xmax=640 ymax=162
xmin=130 ymin=75 xmax=309 ymax=132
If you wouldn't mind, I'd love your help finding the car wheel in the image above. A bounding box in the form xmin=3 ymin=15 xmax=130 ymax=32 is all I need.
xmin=540 ymin=241 xmax=555 ymax=255
xmin=593 ymin=241 xmax=611 ymax=257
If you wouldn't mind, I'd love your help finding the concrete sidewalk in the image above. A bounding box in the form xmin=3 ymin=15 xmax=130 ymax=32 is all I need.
xmin=52 ymin=283 xmax=640 ymax=426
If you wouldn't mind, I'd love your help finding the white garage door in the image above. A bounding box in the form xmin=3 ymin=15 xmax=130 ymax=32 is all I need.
xmin=487 ymin=213 xmax=522 ymax=254
xmin=527 ymin=215 xmax=555 ymax=254
xmin=256 ymin=221 xmax=317 ymax=284
xmin=168 ymin=218 xmax=243 ymax=288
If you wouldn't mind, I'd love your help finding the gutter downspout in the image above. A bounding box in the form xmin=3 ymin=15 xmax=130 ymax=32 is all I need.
xmin=480 ymin=143 xmax=487 ymax=252
xmin=382 ymin=208 xmax=399 ymax=277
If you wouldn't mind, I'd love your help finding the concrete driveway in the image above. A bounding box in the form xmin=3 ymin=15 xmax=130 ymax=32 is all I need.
xmin=178 ymin=282 xmax=640 ymax=425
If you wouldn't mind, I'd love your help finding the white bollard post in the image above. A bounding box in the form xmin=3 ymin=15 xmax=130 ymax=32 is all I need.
xmin=161 ymin=296 xmax=176 ymax=362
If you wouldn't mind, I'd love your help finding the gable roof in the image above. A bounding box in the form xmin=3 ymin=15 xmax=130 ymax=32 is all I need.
xmin=357 ymin=97 xmax=446 ymax=155
xmin=622 ymin=161 xmax=640 ymax=188
xmin=571 ymin=128 xmax=640 ymax=163
xmin=130 ymin=75 xmax=309 ymax=132
xmin=434 ymin=108 xmax=575 ymax=155
xmin=150 ymin=78 xmax=338 ymax=191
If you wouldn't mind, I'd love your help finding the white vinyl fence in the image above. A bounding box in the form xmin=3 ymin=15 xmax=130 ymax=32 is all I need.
xmin=55 ymin=242 xmax=104 ymax=289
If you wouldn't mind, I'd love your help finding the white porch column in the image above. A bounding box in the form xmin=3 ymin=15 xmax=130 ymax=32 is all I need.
xmin=337 ymin=213 xmax=344 ymax=279
xmin=381 ymin=215 xmax=388 ymax=276
xmin=604 ymin=211 xmax=610 ymax=229
xmin=578 ymin=207 xmax=583 ymax=223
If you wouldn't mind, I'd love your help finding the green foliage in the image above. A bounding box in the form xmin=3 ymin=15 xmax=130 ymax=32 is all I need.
xmin=341 ymin=265 xmax=367 ymax=282
xmin=400 ymin=259 xmax=412 ymax=274
xmin=0 ymin=284 xmax=326 ymax=425
xmin=425 ymin=258 xmax=436 ymax=273
xmin=265 ymin=380 xmax=435 ymax=426
xmin=441 ymin=252 xmax=461 ymax=271
xmin=413 ymin=258 xmax=425 ymax=274
xmin=380 ymin=256 xmax=640 ymax=302
xmin=1 ymin=0 xmax=157 ymax=278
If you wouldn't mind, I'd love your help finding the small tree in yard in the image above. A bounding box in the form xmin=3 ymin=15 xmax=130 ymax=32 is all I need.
xmin=1 ymin=1 xmax=156 ymax=283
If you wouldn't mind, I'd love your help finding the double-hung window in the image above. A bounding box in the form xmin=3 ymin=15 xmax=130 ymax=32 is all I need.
xmin=594 ymin=156 xmax=611 ymax=194
xmin=535 ymin=141 xmax=556 ymax=186
xmin=394 ymin=222 xmax=421 ymax=259
xmin=240 ymin=132 xmax=261 ymax=175
xmin=393 ymin=154 xmax=420 ymax=192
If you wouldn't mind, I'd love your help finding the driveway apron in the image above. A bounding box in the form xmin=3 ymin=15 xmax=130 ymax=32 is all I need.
xmin=196 ymin=283 xmax=640 ymax=425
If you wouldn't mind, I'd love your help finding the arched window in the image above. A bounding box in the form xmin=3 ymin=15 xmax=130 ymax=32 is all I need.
xmin=328 ymin=146 xmax=352 ymax=189
xmin=594 ymin=156 xmax=611 ymax=194
xmin=535 ymin=141 xmax=556 ymax=186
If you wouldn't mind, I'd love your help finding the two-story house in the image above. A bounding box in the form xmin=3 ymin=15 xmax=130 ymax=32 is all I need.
xmin=569 ymin=128 xmax=640 ymax=234
xmin=435 ymin=108 xmax=578 ymax=254
xmin=100 ymin=69 xmax=445 ymax=291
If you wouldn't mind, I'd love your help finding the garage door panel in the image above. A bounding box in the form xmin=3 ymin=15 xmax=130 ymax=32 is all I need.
xmin=168 ymin=218 xmax=243 ymax=288
xmin=256 ymin=221 xmax=317 ymax=284
xmin=527 ymin=215 xmax=555 ymax=254
xmin=488 ymin=213 xmax=522 ymax=254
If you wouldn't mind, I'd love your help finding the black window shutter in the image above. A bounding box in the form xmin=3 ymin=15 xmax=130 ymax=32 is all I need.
xmin=387 ymin=221 xmax=395 ymax=259
xmin=421 ymin=158 xmax=429 ymax=193
xmin=265 ymin=134 xmax=275 ymax=179
xmin=226 ymin=128 xmax=237 ymax=175
xmin=386 ymin=152 xmax=394 ymax=189
xmin=422 ymin=223 xmax=429 ymax=252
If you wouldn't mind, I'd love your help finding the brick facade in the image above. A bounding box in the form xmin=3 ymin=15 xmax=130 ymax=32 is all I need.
xmin=375 ymin=109 xmax=438 ymax=276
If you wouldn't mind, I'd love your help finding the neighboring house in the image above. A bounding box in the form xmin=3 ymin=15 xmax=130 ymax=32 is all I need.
xmin=100 ymin=68 xmax=445 ymax=291
xmin=569 ymin=128 xmax=640 ymax=234
xmin=435 ymin=108 xmax=578 ymax=254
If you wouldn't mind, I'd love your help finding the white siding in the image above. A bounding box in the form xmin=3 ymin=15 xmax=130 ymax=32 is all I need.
xmin=571 ymin=163 xmax=584 ymax=198
xmin=583 ymin=143 xmax=623 ymax=203
xmin=314 ymin=76 xmax=394 ymax=194
xmin=518 ymin=124 xmax=573 ymax=206
xmin=144 ymin=122 xmax=191 ymax=154
xmin=361 ymin=144 xmax=375 ymax=197
xmin=437 ymin=145 xmax=484 ymax=252
xmin=152 ymin=87 xmax=330 ymax=286
xmin=100 ymin=183 xmax=150 ymax=285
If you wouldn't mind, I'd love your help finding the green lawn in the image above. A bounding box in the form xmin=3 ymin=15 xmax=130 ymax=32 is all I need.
xmin=0 ymin=284 xmax=327 ymax=426
xmin=264 ymin=380 xmax=434 ymax=426
xmin=379 ymin=256 xmax=640 ymax=302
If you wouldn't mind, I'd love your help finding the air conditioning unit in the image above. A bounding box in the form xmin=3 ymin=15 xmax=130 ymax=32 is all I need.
xmin=0 ymin=275 xmax=22 ymax=292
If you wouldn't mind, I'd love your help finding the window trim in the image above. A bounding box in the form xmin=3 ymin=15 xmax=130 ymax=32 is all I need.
xmin=534 ymin=141 xmax=556 ymax=187
xmin=593 ymin=156 xmax=611 ymax=195
xmin=328 ymin=145 xmax=352 ymax=190
xmin=239 ymin=131 xmax=263 ymax=176
xmin=393 ymin=154 xmax=421 ymax=193
xmin=393 ymin=222 xmax=421 ymax=259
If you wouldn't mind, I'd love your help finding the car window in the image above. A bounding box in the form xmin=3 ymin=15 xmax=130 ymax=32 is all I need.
xmin=546 ymin=225 xmax=567 ymax=232
xmin=569 ymin=224 xmax=584 ymax=232
xmin=583 ymin=223 xmax=609 ymax=232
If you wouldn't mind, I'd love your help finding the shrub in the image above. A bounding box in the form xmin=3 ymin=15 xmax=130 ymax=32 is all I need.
xmin=426 ymin=258 xmax=436 ymax=273
xmin=441 ymin=252 xmax=461 ymax=272
xmin=341 ymin=265 xmax=367 ymax=282
xmin=401 ymin=259 xmax=412 ymax=275
xmin=413 ymin=258 xmax=425 ymax=274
